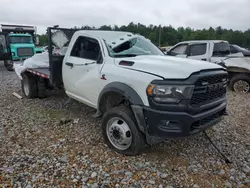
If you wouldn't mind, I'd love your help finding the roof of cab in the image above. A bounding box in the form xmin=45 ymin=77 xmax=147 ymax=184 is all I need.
xmin=74 ymin=30 xmax=140 ymax=47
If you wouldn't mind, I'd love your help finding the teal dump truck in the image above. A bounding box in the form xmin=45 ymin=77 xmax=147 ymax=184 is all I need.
xmin=0 ymin=24 xmax=44 ymax=71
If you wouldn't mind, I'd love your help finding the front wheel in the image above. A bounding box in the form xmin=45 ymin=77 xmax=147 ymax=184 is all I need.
xmin=101 ymin=105 xmax=146 ymax=156
xmin=229 ymin=74 xmax=250 ymax=93
xmin=4 ymin=60 xmax=14 ymax=71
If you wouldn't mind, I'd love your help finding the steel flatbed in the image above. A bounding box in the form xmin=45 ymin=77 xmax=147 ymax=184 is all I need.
xmin=26 ymin=67 xmax=50 ymax=79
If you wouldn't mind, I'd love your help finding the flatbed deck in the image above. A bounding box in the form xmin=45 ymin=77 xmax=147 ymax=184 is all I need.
xmin=26 ymin=68 xmax=50 ymax=79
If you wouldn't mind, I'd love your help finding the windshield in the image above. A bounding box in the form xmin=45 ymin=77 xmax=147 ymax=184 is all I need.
xmin=212 ymin=42 xmax=231 ymax=57
xmin=9 ymin=36 xmax=32 ymax=44
xmin=105 ymin=36 xmax=164 ymax=57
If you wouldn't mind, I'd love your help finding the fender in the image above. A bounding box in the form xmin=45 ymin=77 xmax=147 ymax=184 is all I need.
xmin=97 ymin=82 xmax=144 ymax=113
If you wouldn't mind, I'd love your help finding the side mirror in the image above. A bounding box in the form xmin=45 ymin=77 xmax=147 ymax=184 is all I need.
xmin=166 ymin=51 xmax=172 ymax=55
xmin=36 ymin=36 xmax=39 ymax=45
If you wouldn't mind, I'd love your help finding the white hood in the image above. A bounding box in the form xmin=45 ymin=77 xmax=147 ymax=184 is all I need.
xmin=115 ymin=55 xmax=225 ymax=79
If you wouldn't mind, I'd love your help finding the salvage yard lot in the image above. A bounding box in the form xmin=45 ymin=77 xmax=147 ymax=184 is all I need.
xmin=0 ymin=62 xmax=249 ymax=187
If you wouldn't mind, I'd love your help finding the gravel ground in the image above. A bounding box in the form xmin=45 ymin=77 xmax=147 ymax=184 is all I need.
xmin=0 ymin=61 xmax=249 ymax=188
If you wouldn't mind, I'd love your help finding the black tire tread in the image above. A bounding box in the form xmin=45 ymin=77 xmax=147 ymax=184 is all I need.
xmin=4 ymin=60 xmax=14 ymax=71
xmin=37 ymin=79 xmax=47 ymax=98
xmin=229 ymin=73 xmax=250 ymax=92
xmin=21 ymin=74 xmax=38 ymax=98
xmin=101 ymin=105 xmax=146 ymax=156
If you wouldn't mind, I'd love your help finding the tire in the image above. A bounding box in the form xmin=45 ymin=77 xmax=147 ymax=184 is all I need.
xmin=101 ymin=105 xmax=146 ymax=156
xmin=229 ymin=73 xmax=250 ymax=93
xmin=37 ymin=78 xmax=47 ymax=98
xmin=4 ymin=60 xmax=14 ymax=71
xmin=21 ymin=74 xmax=38 ymax=98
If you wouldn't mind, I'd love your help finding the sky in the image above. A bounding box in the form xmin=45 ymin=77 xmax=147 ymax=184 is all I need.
xmin=0 ymin=0 xmax=249 ymax=34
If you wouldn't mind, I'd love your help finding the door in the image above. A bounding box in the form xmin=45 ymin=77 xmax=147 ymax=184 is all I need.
xmin=186 ymin=43 xmax=209 ymax=61
xmin=62 ymin=35 xmax=103 ymax=108
xmin=210 ymin=42 xmax=231 ymax=63
xmin=0 ymin=32 xmax=12 ymax=61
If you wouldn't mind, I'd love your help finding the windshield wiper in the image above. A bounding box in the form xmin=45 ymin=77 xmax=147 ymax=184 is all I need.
xmin=113 ymin=54 xmax=138 ymax=57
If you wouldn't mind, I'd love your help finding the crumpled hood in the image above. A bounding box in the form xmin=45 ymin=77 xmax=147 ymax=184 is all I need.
xmin=115 ymin=55 xmax=225 ymax=79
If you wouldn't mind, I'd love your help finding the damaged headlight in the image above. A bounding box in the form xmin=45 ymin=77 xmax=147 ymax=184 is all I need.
xmin=147 ymin=84 xmax=194 ymax=103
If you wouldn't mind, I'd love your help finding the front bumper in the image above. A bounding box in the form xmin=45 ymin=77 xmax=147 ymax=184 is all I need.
xmin=143 ymin=101 xmax=226 ymax=138
xmin=132 ymin=99 xmax=227 ymax=144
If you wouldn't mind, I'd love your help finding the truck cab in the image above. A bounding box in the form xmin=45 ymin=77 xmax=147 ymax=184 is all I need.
xmin=0 ymin=24 xmax=44 ymax=71
xmin=166 ymin=40 xmax=231 ymax=63
xmin=9 ymin=33 xmax=35 ymax=60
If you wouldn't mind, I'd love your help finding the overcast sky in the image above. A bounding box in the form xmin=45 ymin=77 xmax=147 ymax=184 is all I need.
xmin=0 ymin=0 xmax=249 ymax=34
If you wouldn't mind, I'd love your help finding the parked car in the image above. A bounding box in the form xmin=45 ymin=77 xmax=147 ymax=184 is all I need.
xmin=10 ymin=27 xmax=228 ymax=155
xmin=166 ymin=40 xmax=250 ymax=93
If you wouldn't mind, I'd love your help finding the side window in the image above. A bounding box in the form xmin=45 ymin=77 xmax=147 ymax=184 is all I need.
xmin=70 ymin=36 xmax=100 ymax=60
xmin=212 ymin=43 xmax=230 ymax=57
xmin=189 ymin=43 xmax=207 ymax=56
xmin=170 ymin=44 xmax=188 ymax=55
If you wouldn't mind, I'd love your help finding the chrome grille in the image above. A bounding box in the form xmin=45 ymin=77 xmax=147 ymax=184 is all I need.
xmin=17 ymin=47 xmax=34 ymax=57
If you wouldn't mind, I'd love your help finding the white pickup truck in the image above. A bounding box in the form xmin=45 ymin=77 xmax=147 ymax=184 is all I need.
xmin=166 ymin=40 xmax=250 ymax=93
xmin=11 ymin=27 xmax=228 ymax=155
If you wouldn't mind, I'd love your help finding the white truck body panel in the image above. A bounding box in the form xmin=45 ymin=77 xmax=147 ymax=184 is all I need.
xmin=224 ymin=53 xmax=250 ymax=71
xmin=115 ymin=55 xmax=222 ymax=79
xmin=61 ymin=31 xmax=225 ymax=109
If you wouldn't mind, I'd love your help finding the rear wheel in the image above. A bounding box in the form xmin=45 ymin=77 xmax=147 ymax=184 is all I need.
xmin=37 ymin=78 xmax=47 ymax=98
xmin=21 ymin=74 xmax=38 ymax=98
xmin=101 ymin=105 xmax=146 ymax=156
xmin=229 ymin=74 xmax=250 ymax=93
xmin=4 ymin=60 xmax=14 ymax=71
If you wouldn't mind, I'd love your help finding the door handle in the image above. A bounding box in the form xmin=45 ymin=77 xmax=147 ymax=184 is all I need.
xmin=84 ymin=62 xmax=95 ymax=65
xmin=201 ymin=58 xmax=207 ymax=61
xmin=66 ymin=62 xmax=73 ymax=68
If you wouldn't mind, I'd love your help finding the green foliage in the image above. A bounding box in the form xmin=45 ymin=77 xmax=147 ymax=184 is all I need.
xmin=38 ymin=34 xmax=48 ymax=46
xmin=38 ymin=23 xmax=250 ymax=48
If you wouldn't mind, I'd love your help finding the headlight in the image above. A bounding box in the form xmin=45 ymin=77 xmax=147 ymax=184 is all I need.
xmin=147 ymin=84 xmax=194 ymax=103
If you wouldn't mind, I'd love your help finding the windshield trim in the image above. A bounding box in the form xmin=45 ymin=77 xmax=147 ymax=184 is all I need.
xmin=103 ymin=36 xmax=164 ymax=58
xmin=9 ymin=36 xmax=33 ymax=44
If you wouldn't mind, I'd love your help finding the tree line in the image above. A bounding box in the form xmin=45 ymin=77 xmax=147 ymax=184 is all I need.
xmin=38 ymin=22 xmax=250 ymax=48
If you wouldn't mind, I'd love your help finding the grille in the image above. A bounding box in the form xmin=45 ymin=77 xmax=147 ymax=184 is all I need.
xmin=191 ymin=110 xmax=224 ymax=130
xmin=195 ymin=74 xmax=227 ymax=86
xmin=17 ymin=47 xmax=34 ymax=57
xmin=190 ymin=74 xmax=227 ymax=106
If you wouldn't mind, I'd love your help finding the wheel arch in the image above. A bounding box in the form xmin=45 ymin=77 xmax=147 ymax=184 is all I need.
xmin=97 ymin=82 xmax=144 ymax=115
xmin=227 ymin=66 xmax=250 ymax=74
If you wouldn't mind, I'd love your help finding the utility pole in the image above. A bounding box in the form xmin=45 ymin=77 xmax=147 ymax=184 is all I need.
xmin=158 ymin=25 xmax=161 ymax=47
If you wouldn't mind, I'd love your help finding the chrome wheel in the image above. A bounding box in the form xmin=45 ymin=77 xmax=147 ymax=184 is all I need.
xmin=23 ymin=78 xmax=30 ymax=96
xmin=233 ymin=80 xmax=250 ymax=93
xmin=106 ymin=117 xmax=132 ymax=151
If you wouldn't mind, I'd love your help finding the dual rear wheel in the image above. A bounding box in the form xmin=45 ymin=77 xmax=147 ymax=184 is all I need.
xmin=21 ymin=74 xmax=47 ymax=99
